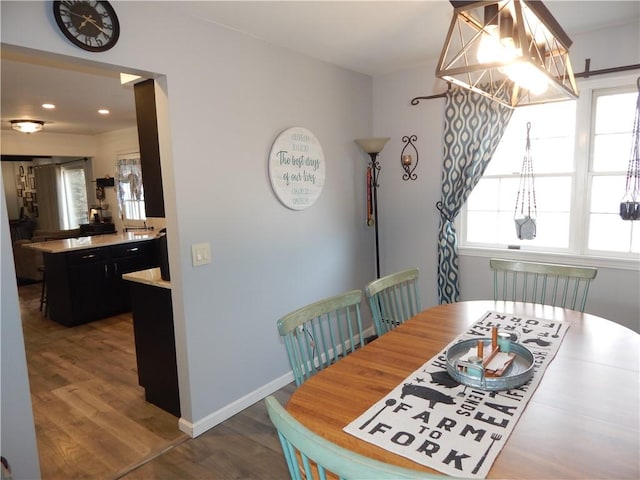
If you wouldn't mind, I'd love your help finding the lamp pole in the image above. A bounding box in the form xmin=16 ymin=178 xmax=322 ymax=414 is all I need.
xmin=355 ymin=137 xmax=390 ymax=279
xmin=368 ymin=151 xmax=382 ymax=279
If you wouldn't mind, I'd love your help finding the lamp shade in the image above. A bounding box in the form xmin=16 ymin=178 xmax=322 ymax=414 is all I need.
xmin=355 ymin=137 xmax=390 ymax=154
xmin=10 ymin=120 xmax=44 ymax=134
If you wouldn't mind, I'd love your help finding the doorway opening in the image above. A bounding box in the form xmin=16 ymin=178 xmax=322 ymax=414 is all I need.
xmin=1 ymin=48 xmax=181 ymax=478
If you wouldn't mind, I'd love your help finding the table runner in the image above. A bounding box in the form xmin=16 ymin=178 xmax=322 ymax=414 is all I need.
xmin=343 ymin=310 xmax=570 ymax=478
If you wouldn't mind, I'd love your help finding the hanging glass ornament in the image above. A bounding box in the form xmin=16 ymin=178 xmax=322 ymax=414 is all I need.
xmin=514 ymin=122 xmax=537 ymax=240
xmin=620 ymin=77 xmax=640 ymax=221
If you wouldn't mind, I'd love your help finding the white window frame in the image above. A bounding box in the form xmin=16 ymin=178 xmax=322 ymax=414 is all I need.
xmin=458 ymin=72 xmax=640 ymax=272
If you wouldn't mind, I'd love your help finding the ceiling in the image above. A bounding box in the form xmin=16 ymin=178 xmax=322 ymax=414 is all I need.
xmin=1 ymin=1 xmax=638 ymax=136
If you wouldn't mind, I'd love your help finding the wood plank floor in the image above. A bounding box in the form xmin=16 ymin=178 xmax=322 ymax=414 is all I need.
xmin=18 ymin=283 xmax=293 ymax=479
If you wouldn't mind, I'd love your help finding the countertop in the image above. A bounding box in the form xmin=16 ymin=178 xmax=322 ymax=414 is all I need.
xmin=122 ymin=267 xmax=171 ymax=290
xmin=23 ymin=231 xmax=156 ymax=254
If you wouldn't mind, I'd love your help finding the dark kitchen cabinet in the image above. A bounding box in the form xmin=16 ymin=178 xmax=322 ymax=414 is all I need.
xmin=134 ymin=79 xmax=165 ymax=218
xmin=62 ymin=248 xmax=110 ymax=325
xmin=109 ymin=242 xmax=157 ymax=314
xmin=44 ymin=240 xmax=158 ymax=326
xmin=127 ymin=276 xmax=180 ymax=417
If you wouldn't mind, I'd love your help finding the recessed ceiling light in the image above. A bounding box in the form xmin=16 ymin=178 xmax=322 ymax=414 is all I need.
xmin=98 ymin=109 xmax=110 ymax=115
xmin=42 ymin=103 xmax=55 ymax=109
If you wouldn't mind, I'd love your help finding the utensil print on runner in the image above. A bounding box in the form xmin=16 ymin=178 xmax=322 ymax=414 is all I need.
xmin=359 ymin=398 xmax=396 ymax=430
xmin=471 ymin=433 xmax=502 ymax=474
xmin=522 ymin=337 xmax=551 ymax=347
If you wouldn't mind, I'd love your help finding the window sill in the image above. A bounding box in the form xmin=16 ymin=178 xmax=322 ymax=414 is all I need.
xmin=458 ymin=246 xmax=640 ymax=272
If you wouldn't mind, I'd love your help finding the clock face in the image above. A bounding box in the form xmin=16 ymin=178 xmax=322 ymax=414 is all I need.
xmin=53 ymin=1 xmax=120 ymax=52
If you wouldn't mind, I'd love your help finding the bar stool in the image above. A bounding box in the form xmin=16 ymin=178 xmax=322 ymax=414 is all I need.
xmin=38 ymin=266 xmax=47 ymax=317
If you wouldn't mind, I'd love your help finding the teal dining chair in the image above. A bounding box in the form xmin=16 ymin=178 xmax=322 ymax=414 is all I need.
xmin=265 ymin=395 xmax=450 ymax=480
xmin=277 ymin=289 xmax=365 ymax=387
xmin=490 ymin=258 xmax=598 ymax=312
xmin=365 ymin=268 xmax=421 ymax=336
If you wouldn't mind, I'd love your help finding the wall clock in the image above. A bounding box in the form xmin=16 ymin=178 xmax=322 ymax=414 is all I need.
xmin=52 ymin=1 xmax=120 ymax=52
xmin=269 ymin=127 xmax=325 ymax=210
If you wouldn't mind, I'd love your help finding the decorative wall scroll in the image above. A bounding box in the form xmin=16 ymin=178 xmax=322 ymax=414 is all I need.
xmin=268 ymin=127 xmax=325 ymax=210
xmin=366 ymin=167 xmax=374 ymax=226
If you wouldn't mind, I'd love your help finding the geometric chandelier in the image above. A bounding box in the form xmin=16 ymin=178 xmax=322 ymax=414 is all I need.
xmin=436 ymin=0 xmax=579 ymax=108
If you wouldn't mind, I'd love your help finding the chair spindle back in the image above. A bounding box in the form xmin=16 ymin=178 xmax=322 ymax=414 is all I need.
xmin=365 ymin=268 xmax=421 ymax=336
xmin=277 ymin=290 xmax=364 ymax=386
xmin=490 ymin=258 xmax=597 ymax=312
xmin=265 ymin=395 xmax=449 ymax=480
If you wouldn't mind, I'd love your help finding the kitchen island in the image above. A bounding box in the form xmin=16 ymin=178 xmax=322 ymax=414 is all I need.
xmin=26 ymin=232 xmax=159 ymax=326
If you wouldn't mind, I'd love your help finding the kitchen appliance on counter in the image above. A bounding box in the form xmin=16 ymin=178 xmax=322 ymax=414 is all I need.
xmin=79 ymin=223 xmax=115 ymax=236
xmin=89 ymin=206 xmax=112 ymax=223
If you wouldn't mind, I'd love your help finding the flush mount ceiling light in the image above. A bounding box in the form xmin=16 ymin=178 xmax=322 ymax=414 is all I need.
xmin=10 ymin=120 xmax=45 ymax=134
xmin=436 ymin=0 xmax=578 ymax=108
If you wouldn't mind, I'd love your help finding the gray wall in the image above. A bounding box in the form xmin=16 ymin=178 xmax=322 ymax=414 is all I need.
xmin=1 ymin=181 xmax=41 ymax=480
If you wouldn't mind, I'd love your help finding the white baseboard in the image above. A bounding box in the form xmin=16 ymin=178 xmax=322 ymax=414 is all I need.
xmin=177 ymin=326 xmax=375 ymax=438
xmin=177 ymin=371 xmax=294 ymax=438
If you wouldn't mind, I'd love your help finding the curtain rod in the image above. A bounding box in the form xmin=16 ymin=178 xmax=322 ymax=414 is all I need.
xmin=574 ymin=59 xmax=640 ymax=78
xmin=410 ymin=59 xmax=640 ymax=106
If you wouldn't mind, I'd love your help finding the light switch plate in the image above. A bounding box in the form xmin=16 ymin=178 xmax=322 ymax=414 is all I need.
xmin=191 ymin=242 xmax=211 ymax=266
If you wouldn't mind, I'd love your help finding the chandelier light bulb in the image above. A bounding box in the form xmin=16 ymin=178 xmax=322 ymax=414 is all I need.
xmin=503 ymin=62 xmax=549 ymax=94
xmin=476 ymin=30 xmax=548 ymax=95
xmin=476 ymin=26 xmax=503 ymax=64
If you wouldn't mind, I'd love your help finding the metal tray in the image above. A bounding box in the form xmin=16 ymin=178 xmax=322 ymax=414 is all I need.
xmin=446 ymin=338 xmax=534 ymax=391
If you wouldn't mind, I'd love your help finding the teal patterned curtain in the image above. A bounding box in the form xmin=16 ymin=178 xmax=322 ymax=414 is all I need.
xmin=437 ymin=88 xmax=514 ymax=303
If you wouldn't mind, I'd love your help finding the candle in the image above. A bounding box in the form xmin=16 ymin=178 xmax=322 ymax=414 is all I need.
xmin=498 ymin=332 xmax=511 ymax=352
xmin=402 ymin=154 xmax=412 ymax=166
xmin=467 ymin=355 xmax=482 ymax=378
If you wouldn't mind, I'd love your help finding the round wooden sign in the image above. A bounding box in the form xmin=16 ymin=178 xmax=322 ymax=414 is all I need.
xmin=268 ymin=127 xmax=325 ymax=210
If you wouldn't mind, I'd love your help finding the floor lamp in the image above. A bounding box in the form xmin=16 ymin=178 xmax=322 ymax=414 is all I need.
xmin=355 ymin=137 xmax=390 ymax=279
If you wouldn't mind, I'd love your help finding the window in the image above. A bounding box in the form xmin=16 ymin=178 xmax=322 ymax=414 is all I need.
xmin=589 ymin=89 xmax=639 ymax=253
xmin=460 ymin=73 xmax=639 ymax=261
xmin=115 ymin=153 xmax=146 ymax=222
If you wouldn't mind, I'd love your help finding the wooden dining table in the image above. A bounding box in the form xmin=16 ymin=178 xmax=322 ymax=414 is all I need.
xmin=285 ymin=300 xmax=640 ymax=479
